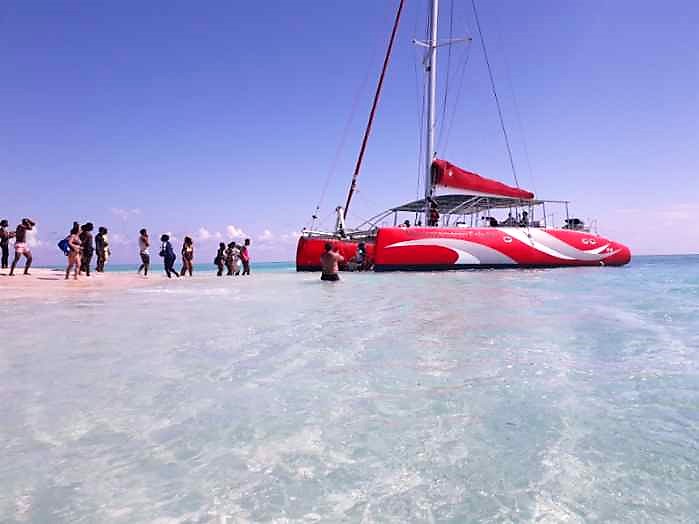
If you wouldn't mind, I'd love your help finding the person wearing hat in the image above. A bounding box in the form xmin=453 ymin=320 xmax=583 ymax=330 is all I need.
xmin=9 ymin=218 xmax=35 ymax=276
xmin=0 ymin=219 xmax=14 ymax=269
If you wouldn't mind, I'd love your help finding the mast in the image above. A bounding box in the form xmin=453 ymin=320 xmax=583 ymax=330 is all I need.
xmin=424 ymin=0 xmax=439 ymax=223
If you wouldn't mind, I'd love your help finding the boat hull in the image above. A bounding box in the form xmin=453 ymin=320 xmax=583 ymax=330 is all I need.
xmin=372 ymin=227 xmax=631 ymax=270
xmin=296 ymin=236 xmax=374 ymax=272
xmin=296 ymin=227 xmax=630 ymax=271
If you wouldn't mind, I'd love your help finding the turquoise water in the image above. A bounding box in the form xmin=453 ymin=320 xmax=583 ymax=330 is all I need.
xmin=40 ymin=261 xmax=296 ymax=274
xmin=1 ymin=256 xmax=698 ymax=523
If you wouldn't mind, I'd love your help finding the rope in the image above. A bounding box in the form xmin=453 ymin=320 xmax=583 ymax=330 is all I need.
xmin=441 ymin=42 xmax=472 ymax=156
xmin=311 ymin=3 xmax=396 ymax=225
xmin=414 ymin=0 xmax=430 ymax=203
xmin=471 ymin=0 xmax=520 ymax=188
xmin=343 ymin=0 xmax=406 ymax=220
xmin=492 ymin=7 xmax=538 ymax=194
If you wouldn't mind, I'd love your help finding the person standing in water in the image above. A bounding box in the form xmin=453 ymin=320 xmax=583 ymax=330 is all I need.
xmin=180 ymin=236 xmax=194 ymax=277
xmin=225 ymin=242 xmax=238 ymax=276
xmin=159 ymin=234 xmax=179 ymax=278
xmin=214 ymin=242 xmax=226 ymax=276
xmin=320 ymin=242 xmax=344 ymax=282
xmin=95 ymin=227 xmax=110 ymax=272
xmin=0 ymin=219 xmax=14 ymax=269
xmin=137 ymin=229 xmax=150 ymax=276
xmin=9 ymin=218 xmax=35 ymax=276
xmin=230 ymin=242 xmax=241 ymax=276
xmin=240 ymin=238 xmax=251 ymax=275
xmin=65 ymin=222 xmax=82 ymax=280
xmin=79 ymin=222 xmax=95 ymax=276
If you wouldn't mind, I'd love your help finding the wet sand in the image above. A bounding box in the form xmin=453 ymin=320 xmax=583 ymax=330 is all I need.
xmin=0 ymin=267 xmax=159 ymax=300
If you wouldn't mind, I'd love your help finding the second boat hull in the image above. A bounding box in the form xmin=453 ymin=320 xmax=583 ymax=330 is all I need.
xmin=372 ymin=226 xmax=631 ymax=270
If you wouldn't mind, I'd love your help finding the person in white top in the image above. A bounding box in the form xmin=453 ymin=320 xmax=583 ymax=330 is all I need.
xmin=137 ymin=228 xmax=150 ymax=276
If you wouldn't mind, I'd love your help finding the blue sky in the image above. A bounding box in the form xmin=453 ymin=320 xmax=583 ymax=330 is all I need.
xmin=1 ymin=0 xmax=697 ymax=262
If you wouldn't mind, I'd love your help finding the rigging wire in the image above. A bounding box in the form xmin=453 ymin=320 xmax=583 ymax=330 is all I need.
xmin=308 ymin=2 xmax=399 ymax=230
xmin=414 ymin=0 xmax=430 ymax=203
xmin=491 ymin=6 xmax=538 ymax=194
xmin=441 ymin=43 xmax=472 ymax=156
xmin=343 ymin=0 xmax=406 ymax=220
xmin=471 ymin=0 xmax=521 ymax=188
xmin=437 ymin=0 xmax=455 ymax=149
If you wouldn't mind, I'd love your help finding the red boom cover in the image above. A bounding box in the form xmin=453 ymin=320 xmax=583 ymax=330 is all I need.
xmin=432 ymin=159 xmax=534 ymax=200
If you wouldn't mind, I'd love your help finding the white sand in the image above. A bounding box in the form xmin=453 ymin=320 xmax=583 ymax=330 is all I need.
xmin=0 ymin=267 xmax=160 ymax=300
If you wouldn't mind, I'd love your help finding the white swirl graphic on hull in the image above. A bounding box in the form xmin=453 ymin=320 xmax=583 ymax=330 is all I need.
xmin=384 ymin=238 xmax=517 ymax=265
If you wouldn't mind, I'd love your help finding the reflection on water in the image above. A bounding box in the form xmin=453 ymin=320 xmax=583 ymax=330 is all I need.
xmin=1 ymin=256 xmax=698 ymax=522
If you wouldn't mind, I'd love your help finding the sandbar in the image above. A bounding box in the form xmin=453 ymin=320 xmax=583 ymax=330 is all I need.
xmin=0 ymin=267 xmax=161 ymax=301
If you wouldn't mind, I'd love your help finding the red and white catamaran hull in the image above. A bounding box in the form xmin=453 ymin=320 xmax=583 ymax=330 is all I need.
xmin=372 ymin=226 xmax=630 ymax=270
xmin=296 ymin=227 xmax=630 ymax=271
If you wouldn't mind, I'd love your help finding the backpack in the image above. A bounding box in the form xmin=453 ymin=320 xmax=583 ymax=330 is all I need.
xmin=57 ymin=238 xmax=70 ymax=256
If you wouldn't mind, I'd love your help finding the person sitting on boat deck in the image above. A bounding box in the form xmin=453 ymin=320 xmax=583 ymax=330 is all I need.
xmin=519 ymin=211 xmax=529 ymax=227
xmin=214 ymin=242 xmax=226 ymax=276
xmin=399 ymin=219 xmax=411 ymax=228
xmin=320 ymin=242 xmax=344 ymax=282
xmin=482 ymin=216 xmax=499 ymax=227
xmin=427 ymin=199 xmax=440 ymax=227
xmin=502 ymin=212 xmax=517 ymax=226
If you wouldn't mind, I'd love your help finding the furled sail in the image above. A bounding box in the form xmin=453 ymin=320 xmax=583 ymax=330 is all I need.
xmin=432 ymin=159 xmax=534 ymax=200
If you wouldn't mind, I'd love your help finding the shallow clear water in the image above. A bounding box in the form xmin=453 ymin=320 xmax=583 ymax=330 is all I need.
xmin=2 ymin=256 xmax=698 ymax=523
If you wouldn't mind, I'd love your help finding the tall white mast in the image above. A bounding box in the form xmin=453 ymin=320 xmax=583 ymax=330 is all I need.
xmin=424 ymin=0 xmax=439 ymax=222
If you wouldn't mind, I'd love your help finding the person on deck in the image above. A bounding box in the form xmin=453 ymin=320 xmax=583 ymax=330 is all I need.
xmin=95 ymin=227 xmax=110 ymax=272
xmin=214 ymin=242 xmax=226 ymax=277
xmin=9 ymin=218 xmax=35 ymax=276
xmin=427 ymin=199 xmax=440 ymax=227
xmin=519 ymin=211 xmax=529 ymax=227
xmin=79 ymin=223 xmax=95 ymax=276
xmin=65 ymin=222 xmax=82 ymax=280
xmin=180 ymin=236 xmax=194 ymax=277
xmin=502 ymin=212 xmax=517 ymax=226
xmin=0 ymin=219 xmax=14 ymax=269
xmin=137 ymin=229 xmax=150 ymax=276
xmin=320 ymin=242 xmax=344 ymax=282
xmin=400 ymin=220 xmax=411 ymax=228
xmin=355 ymin=242 xmax=367 ymax=271
xmin=159 ymin=234 xmax=179 ymax=278
xmin=240 ymin=238 xmax=251 ymax=276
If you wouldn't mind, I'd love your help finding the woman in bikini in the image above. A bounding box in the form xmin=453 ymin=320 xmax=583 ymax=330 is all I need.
xmin=65 ymin=222 xmax=82 ymax=280
xmin=180 ymin=236 xmax=194 ymax=277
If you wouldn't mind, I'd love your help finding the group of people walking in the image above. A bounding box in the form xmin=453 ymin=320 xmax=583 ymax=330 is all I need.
xmin=60 ymin=222 xmax=111 ymax=279
xmin=137 ymin=229 xmax=251 ymax=279
xmin=214 ymin=241 xmax=251 ymax=277
xmin=2 ymin=217 xmax=254 ymax=280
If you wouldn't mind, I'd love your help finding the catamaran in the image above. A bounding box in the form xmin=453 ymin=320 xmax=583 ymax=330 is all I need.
xmin=296 ymin=0 xmax=631 ymax=271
